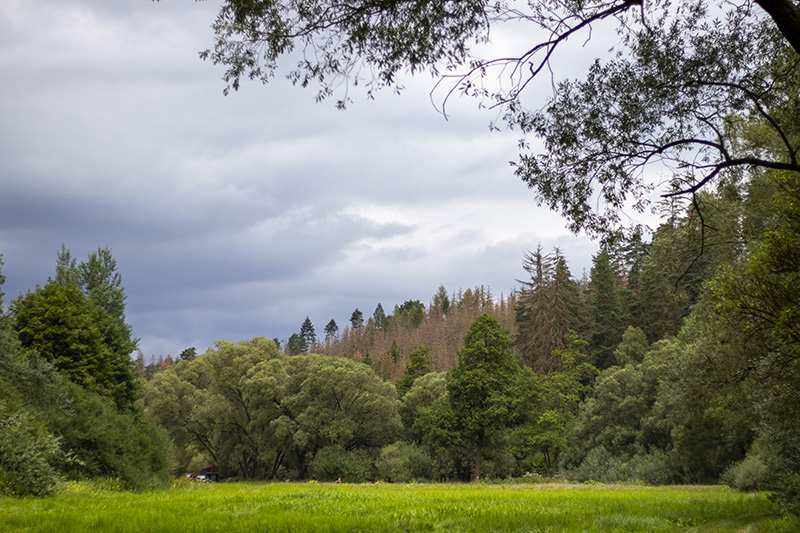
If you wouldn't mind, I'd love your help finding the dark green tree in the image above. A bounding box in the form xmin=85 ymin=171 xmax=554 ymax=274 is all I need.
xmin=350 ymin=308 xmax=364 ymax=330
xmin=588 ymin=248 xmax=626 ymax=370
xmin=287 ymin=333 xmax=308 ymax=356
xmin=12 ymin=281 xmax=128 ymax=405
xmin=394 ymin=300 xmax=425 ymax=327
xmin=179 ymin=347 xmax=197 ymax=362
xmin=373 ymin=303 xmax=386 ymax=330
xmin=432 ymin=285 xmax=450 ymax=317
xmin=447 ymin=313 xmax=520 ymax=480
xmin=324 ymin=319 xmax=339 ymax=341
xmin=300 ymin=317 xmax=316 ymax=347
xmin=396 ymin=345 xmax=434 ymax=397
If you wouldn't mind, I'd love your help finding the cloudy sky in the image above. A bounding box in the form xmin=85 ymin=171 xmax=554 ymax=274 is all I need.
xmin=0 ymin=0 xmax=618 ymax=357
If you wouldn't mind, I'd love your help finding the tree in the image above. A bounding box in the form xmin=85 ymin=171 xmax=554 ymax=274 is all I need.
xmin=432 ymin=285 xmax=451 ymax=317
xmin=300 ymin=316 xmax=316 ymax=347
xmin=350 ymin=308 xmax=364 ymax=330
xmin=194 ymin=0 xmax=800 ymax=238
xmin=394 ymin=300 xmax=425 ymax=328
xmin=396 ymin=345 xmax=435 ymax=397
xmin=12 ymin=282 xmax=122 ymax=404
xmin=179 ymin=347 xmax=197 ymax=362
xmin=373 ymin=303 xmax=386 ymax=330
xmin=287 ymin=333 xmax=308 ymax=356
xmin=588 ymin=248 xmax=626 ymax=370
xmin=47 ymin=247 xmax=139 ymax=408
xmin=515 ymin=246 xmax=586 ymax=373
xmin=324 ymin=319 xmax=339 ymax=342
xmin=447 ymin=313 xmax=519 ymax=480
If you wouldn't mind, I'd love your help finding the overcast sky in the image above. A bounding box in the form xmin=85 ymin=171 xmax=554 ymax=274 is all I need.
xmin=0 ymin=0 xmax=621 ymax=357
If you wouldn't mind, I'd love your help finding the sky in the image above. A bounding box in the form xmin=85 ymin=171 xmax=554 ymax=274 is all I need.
xmin=0 ymin=0 xmax=627 ymax=357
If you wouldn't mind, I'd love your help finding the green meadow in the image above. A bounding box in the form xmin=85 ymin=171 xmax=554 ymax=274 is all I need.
xmin=1 ymin=482 xmax=798 ymax=532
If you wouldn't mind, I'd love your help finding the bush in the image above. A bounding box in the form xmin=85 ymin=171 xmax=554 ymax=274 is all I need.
xmin=0 ymin=406 xmax=65 ymax=496
xmin=569 ymin=446 xmax=680 ymax=485
xmin=375 ymin=442 xmax=434 ymax=482
xmin=51 ymin=383 xmax=172 ymax=491
xmin=722 ymin=451 xmax=770 ymax=492
xmin=309 ymin=446 xmax=372 ymax=482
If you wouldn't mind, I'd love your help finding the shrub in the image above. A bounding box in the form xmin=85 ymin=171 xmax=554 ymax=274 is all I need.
xmin=0 ymin=406 xmax=66 ymax=496
xmin=722 ymin=451 xmax=770 ymax=492
xmin=375 ymin=442 xmax=434 ymax=482
xmin=309 ymin=446 xmax=372 ymax=482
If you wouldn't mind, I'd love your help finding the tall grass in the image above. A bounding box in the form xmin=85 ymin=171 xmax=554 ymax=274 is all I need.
xmin=1 ymin=481 xmax=797 ymax=532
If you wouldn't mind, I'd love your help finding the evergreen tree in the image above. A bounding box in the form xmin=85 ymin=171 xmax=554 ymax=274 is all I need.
xmin=350 ymin=308 xmax=364 ymax=330
xmin=432 ymin=285 xmax=450 ymax=317
xmin=324 ymin=319 xmax=339 ymax=341
xmin=516 ymin=246 xmax=586 ymax=373
xmin=300 ymin=317 xmax=316 ymax=347
xmin=448 ymin=314 xmax=520 ymax=480
xmin=396 ymin=345 xmax=434 ymax=397
xmin=588 ymin=248 xmax=625 ymax=370
xmin=287 ymin=333 xmax=308 ymax=356
xmin=373 ymin=303 xmax=386 ymax=330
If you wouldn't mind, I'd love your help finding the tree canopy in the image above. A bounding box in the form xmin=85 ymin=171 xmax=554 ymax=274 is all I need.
xmin=190 ymin=0 xmax=800 ymax=238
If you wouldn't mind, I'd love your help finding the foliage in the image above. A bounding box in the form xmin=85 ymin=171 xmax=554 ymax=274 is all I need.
xmin=13 ymin=247 xmax=138 ymax=409
xmin=287 ymin=332 xmax=308 ymax=355
xmin=375 ymin=442 xmax=434 ymax=482
xmin=308 ymin=445 xmax=372 ymax=482
xmin=515 ymin=246 xmax=586 ymax=373
xmin=395 ymin=345 xmax=434 ymax=397
xmin=195 ymin=0 xmax=800 ymax=239
xmin=447 ymin=314 xmax=520 ymax=479
xmin=323 ymin=319 xmax=339 ymax=342
xmin=145 ymin=340 xmax=401 ymax=481
xmin=0 ymin=403 xmax=65 ymax=497
xmin=300 ymin=317 xmax=316 ymax=347
xmin=588 ymin=248 xmax=625 ymax=369
xmin=0 ymin=322 xmax=169 ymax=495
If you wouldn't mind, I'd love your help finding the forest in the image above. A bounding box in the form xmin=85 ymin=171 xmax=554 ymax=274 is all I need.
xmin=2 ymin=0 xmax=800 ymax=520
xmin=2 ymin=144 xmax=799 ymax=514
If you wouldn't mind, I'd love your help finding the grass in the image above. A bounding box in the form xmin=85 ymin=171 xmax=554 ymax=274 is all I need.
xmin=1 ymin=481 xmax=799 ymax=532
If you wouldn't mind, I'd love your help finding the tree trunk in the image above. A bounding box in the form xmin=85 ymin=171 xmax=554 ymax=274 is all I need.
xmin=755 ymin=0 xmax=800 ymax=55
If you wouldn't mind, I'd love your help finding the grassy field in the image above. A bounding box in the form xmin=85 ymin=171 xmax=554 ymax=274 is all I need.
xmin=1 ymin=481 xmax=798 ymax=532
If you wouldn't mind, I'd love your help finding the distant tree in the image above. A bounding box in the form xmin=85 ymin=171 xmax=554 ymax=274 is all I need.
xmin=396 ymin=345 xmax=434 ymax=397
xmin=394 ymin=300 xmax=425 ymax=327
xmin=179 ymin=347 xmax=197 ymax=362
xmin=432 ymin=285 xmax=450 ymax=317
xmin=350 ymin=308 xmax=364 ymax=330
xmin=300 ymin=317 xmax=316 ymax=347
xmin=287 ymin=333 xmax=308 ymax=356
xmin=134 ymin=350 xmax=146 ymax=378
xmin=447 ymin=314 xmax=520 ymax=480
xmin=324 ymin=319 xmax=339 ymax=342
xmin=373 ymin=303 xmax=386 ymax=330
xmin=515 ymin=246 xmax=585 ymax=373
xmin=386 ymin=340 xmax=401 ymax=363
xmin=589 ymin=248 xmax=626 ymax=370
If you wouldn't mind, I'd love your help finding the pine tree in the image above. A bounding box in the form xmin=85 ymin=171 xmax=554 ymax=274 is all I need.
xmin=324 ymin=319 xmax=339 ymax=342
xmin=300 ymin=317 xmax=316 ymax=348
xmin=588 ymin=248 xmax=625 ymax=369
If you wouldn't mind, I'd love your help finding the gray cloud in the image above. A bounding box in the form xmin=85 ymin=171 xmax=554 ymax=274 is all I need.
xmin=0 ymin=0 xmax=600 ymax=357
